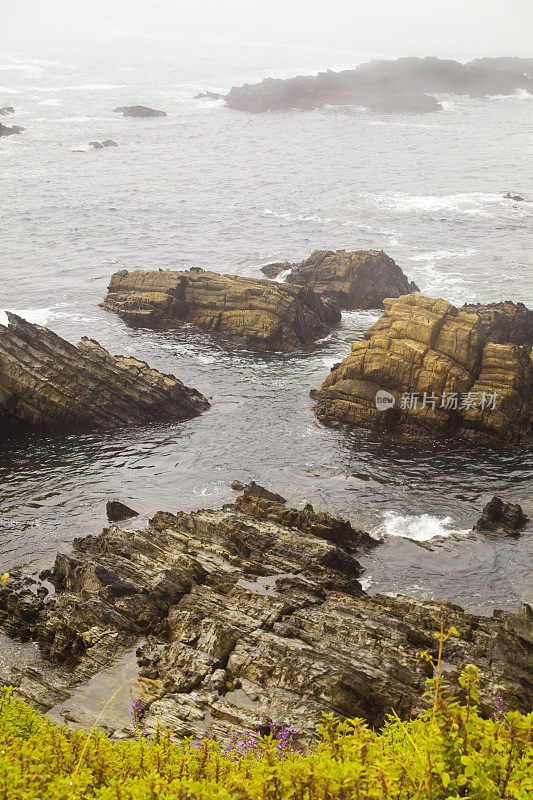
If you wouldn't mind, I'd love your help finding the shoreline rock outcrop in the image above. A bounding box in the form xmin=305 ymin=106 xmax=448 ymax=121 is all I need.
xmin=0 ymin=312 xmax=209 ymax=430
xmin=261 ymin=249 xmax=419 ymax=310
xmin=113 ymin=105 xmax=167 ymax=118
xmin=102 ymin=267 xmax=341 ymax=351
xmin=312 ymin=294 xmax=533 ymax=443
xmin=0 ymin=484 xmax=530 ymax=744
xmin=474 ymin=497 xmax=529 ymax=533
xmin=225 ymin=56 xmax=533 ymax=114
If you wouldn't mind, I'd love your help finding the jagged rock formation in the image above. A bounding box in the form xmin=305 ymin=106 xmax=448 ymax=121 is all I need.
xmin=474 ymin=497 xmax=529 ymax=533
xmin=0 ymin=485 xmax=530 ymax=744
xmin=102 ymin=267 xmax=341 ymax=351
xmin=106 ymin=501 xmax=139 ymax=522
xmin=0 ymin=123 xmax=23 ymax=137
xmin=0 ymin=313 xmax=209 ymax=430
xmin=113 ymin=105 xmax=167 ymax=118
xmin=461 ymin=301 xmax=533 ymax=347
xmin=312 ymin=294 xmax=533 ymax=442
xmin=226 ymin=56 xmax=533 ymax=114
xmin=467 ymin=57 xmax=533 ymax=75
xmin=261 ymin=249 xmax=419 ymax=310
xmin=0 ymin=106 xmax=15 ymax=116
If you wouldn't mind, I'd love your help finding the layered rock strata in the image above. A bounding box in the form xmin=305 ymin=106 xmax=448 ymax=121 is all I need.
xmin=0 ymin=485 xmax=530 ymax=746
xmin=312 ymin=294 xmax=533 ymax=442
xmin=102 ymin=267 xmax=341 ymax=351
xmin=0 ymin=313 xmax=209 ymax=429
xmin=262 ymin=249 xmax=419 ymax=310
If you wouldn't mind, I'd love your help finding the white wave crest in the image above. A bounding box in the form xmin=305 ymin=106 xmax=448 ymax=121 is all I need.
xmin=0 ymin=308 xmax=53 ymax=327
xmin=372 ymin=511 xmax=470 ymax=542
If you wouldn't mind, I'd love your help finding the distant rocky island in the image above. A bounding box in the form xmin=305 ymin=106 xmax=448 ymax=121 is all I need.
xmin=224 ymin=56 xmax=533 ymax=113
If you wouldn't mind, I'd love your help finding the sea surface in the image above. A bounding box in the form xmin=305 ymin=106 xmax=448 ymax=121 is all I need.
xmin=1 ymin=36 xmax=532 ymax=615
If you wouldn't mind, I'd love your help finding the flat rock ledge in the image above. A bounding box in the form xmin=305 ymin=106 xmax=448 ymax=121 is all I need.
xmin=0 ymin=484 xmax=531 ymax=747
xmin=261 ymin=249 xmax=419 ymax=310
xmin=0 ymin=312 xmax=209 ymax=429
xmin=312 ymin=294 xmax=533 ymax=443
xmin=102 ymin=267 xmax=341 ymax=351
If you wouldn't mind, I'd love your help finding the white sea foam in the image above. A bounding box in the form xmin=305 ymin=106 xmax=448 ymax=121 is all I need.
xmin=372 ymin=511 xmax=470 ymax=542
xmin=0 ymin=308 xmax=53 ymax=327
xmin=359 ymin=576 xmax=373 ymax=591
xmin=369 ymin=191 xmax=530 ymax=219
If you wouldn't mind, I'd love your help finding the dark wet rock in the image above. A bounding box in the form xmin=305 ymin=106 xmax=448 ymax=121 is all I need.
xmin=226 ymin=56 xmax=533 ymax=114
xmin=312 ymin=294 xmax=533 ymax=443
xmin=0 ymin=106 xmax=15 ymax=116
xmin=194 ymin=91 xmax=224 ymax=100
xmin=106 ymin=501 xmax=139 ymax=522
xmin=232 ymin=481 xmax=287 ymax=504
xmin=262 ymin=249 xmax=419 ymax=310
xmin=113 ymin=105 xmax=167 ymax=118
xmin=89 ymin=140 xmax=118 ymax=149
xmin=0 ymin=123 xmax=24 ymax=137
xmin=474 ymin=497 xmax=529 ymax=533
xmin=0 ymin=312 xmax=209 ymax=430
xmin=102 ymin=267 xmax=341 ymax=351
xmin=504 ymin=192 xmax=525 ymax=202
xmin=0 ymin=487 xmax=530 ymax=745
xmin=461 ymin=301 xmax=533 ymax=346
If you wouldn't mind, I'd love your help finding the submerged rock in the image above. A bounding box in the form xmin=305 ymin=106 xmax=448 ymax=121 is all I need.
xmin=474 ymin=497 xmax=529 ymax=533
xmin=113 ymin=105 xmax=167 ymax=118
xmin=0 ymin=123 xmax=24 ymax=137
xmin=102 ymin=267 xmax=341 ymax=351
xmin=106 ymin=501 xmax=139 ymax=522
xmin=226 ymin=56 xmax=533 ymax=114
xmin=0 ymin=312 xmax=209 ymax=430
xmin=0 ymin=106 xmax=15 ymax=116
xmin=194 ymin=91 xmax=224 ymax=100
xmin=504 ymin=192 xmax=525 ymax=202
xmin=312 ymin=294 xmax=533 ymax=443
xmin=0 ymin=485 xmax=530 ymax=744
xmin=89 ymin=139 xmax=118 ymax=149
xmin=262 ymin=249 xmax=419 ymax=310
xmin=462 ymin=301 xmax=533 ymax=346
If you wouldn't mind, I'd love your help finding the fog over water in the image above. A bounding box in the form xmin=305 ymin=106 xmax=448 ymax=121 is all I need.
xmin=0 ymin=0 xmax=532 ymax=615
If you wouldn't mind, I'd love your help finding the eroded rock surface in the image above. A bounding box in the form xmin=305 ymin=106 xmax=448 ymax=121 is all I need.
xmin=262 ymin=249 xmax=419 ymax=310
xmin=226 ymin=56 xmax=533 ymax=114
xmin=0 ymin=485 xmax=531 ymax=745
xmin=0 ymin=312 xmax=209 ymax=430
xmin=474 ymin=497 xmax=529 ymax=533
xmin=312 ymin=294 xmax=533 ymax=442
xmin=102 ymin=267 xmax=341 ymax=351
xmin=462 ymin=301 xmax=533 ymax=346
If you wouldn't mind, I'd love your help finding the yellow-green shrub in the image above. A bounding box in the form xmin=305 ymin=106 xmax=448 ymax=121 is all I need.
xmin=0 ymin=662 xmax=531 ymax=799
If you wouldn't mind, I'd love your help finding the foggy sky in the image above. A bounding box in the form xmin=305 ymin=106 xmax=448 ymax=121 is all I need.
xmin=2 ymin=0 xmax=532 ymax=59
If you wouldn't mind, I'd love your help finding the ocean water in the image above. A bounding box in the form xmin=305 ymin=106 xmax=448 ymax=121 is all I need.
xmin=1 ymin=36 xmax=532 ymax=615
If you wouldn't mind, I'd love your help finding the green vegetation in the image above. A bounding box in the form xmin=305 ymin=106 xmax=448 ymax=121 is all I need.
xmin=0 ymin=625 xmax=531 ymax=799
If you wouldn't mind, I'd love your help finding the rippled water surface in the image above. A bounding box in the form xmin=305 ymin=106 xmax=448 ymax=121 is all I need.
xmin=1 ymin=37 xmax=532 ymax=615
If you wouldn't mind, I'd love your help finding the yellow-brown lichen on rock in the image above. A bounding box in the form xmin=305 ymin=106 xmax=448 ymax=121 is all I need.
xmin=312 ymin=294 xmax=533 ymax=443
xmin=101 ymin=267 xmax=341 ymax=351
xmin=261 ymin=249 xmax=419 ymax=310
